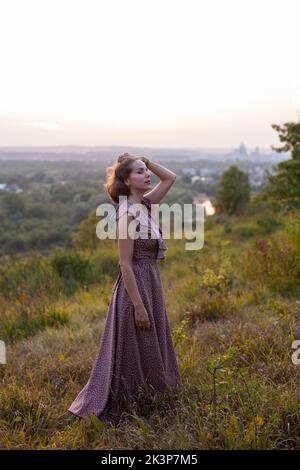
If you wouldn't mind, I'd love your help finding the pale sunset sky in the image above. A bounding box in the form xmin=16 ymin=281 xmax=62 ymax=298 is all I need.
xmin=0 ymin=0 xmax=299 ymax=148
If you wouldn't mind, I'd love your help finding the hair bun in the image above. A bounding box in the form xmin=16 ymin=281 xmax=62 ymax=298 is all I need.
xmin=117 ymin=152 xmax=130 ymax=163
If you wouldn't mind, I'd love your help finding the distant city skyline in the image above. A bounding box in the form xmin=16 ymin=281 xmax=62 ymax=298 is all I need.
xmin=0 ymin=0 xmax=299 ymax=148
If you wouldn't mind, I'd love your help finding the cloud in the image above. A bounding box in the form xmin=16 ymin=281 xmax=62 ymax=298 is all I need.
xmin=26 ymin=122 xmax=59 ymax=130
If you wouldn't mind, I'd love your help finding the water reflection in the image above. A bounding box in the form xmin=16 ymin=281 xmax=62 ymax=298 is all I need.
xmin=193 ymin=196 xmax=216 ymax=216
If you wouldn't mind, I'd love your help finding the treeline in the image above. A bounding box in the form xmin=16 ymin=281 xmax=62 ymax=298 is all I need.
xmin=1 ymin=119 xmax=299 ymax=255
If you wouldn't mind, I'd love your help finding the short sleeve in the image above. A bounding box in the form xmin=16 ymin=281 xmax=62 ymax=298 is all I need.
xmin=142 ymin=195 xmax=160 ymax=221
xmin=142 ymin=195 xmax=152 ymax=210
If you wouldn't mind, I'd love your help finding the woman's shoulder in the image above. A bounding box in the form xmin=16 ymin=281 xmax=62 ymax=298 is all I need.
xmin=141 ymin=195 xmax=152 ymax=208
xmin=114 ymin=196 xmax=152 ymax=222
xmin=115 ymin=199 xmax=139 ymax=221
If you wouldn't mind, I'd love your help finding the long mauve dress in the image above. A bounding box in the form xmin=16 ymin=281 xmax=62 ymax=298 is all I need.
xmin=67 ymin=195 xmax=182 ymax=423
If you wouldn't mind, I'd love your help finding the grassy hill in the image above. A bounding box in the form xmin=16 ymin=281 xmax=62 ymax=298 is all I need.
xmin=0 ymin=202 xmax=299 ymax=449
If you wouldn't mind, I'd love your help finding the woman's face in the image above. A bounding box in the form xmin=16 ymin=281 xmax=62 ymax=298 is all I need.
xmin=125 ymin=159 xmax=151 ymax=191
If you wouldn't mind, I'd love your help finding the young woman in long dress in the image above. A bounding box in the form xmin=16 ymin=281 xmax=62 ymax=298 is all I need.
xmin=68 ymin=153 xmax=182 ymax=424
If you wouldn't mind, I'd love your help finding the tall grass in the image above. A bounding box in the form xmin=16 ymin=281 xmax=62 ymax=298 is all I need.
xmin=0 ymin=209 xmax=299 ymax=449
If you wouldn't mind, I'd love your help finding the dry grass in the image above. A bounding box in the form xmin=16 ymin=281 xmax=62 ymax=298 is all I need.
xmin=0 ymin=210 xmax=299 ymax=449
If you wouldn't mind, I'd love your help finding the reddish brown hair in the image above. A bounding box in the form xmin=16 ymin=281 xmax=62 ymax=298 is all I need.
xmin=104 ymin=152 xmax=139 ymax=204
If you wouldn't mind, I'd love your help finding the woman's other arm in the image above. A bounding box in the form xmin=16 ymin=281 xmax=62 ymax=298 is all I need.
xmin=143 ymin=159 xmax=176 ymax=204
xmin=117 ymin=213 xmax=143 ymax=308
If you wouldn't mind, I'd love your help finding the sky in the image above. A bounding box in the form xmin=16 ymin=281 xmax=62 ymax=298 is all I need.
xmin=0 ymin=0 xmax=299 ymax=149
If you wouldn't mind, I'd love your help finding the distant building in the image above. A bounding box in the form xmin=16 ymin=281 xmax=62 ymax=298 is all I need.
xmin=182 ymin=168 xmax=197 ymax=176
xmin=248 ymin=166 xmax=267 ymax=187
xmin=199 ymin=176 xmax=215 ymax=184
xmin=191 ymin=175 xmax=201 ymax=184
xmin=227 ymin=142 xmax=248 ymax=159
xmin=199 ymin=167 xmax=218 ymax=177
xmin=0 ymin=183 xmax=23 ymax=193
xmin=234 ymin=142 xmax=248 ymax=157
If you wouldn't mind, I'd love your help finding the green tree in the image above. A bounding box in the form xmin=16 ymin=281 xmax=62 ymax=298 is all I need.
xmin=72 ymin=209 xmax=99 ymax=251
xmin=254 ymin=121 xmax=300 ymax=211
xmin=72 ymin=209 xmax=118 ymax=253
xmin=215 ymin=165 xmax=250 ymax=215
xmin=1 ymin=193 xmax=26 ymax=216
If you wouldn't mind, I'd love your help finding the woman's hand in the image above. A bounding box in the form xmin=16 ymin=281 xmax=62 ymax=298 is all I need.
xmin=134 ymin=303 xmax=151 ymax=329
xmin=140 ymin=156 xmax=150 ymax=168
xmin=134 ymin=156 xmax=150 ymax=168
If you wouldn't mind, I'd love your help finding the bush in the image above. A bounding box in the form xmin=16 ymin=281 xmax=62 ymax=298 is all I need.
xmin=238 ymin=234 xmax=300 ymax=296
xmin=256 ymin=217 xmax=281 ymax=235
xmin=2 ymin=306 xmax=70 ymax=344
xmin=0 ymin=253 xmax=58 ymax=298
xmin=224 ymin=221 xmax=232 ymax=234
xmin=235 ymin=223 xmax=259 ymax=239
xmin=184 ymin=291 xmax=236 ymax=324
xmin=51 ymin=250 xmax=90 ymax=283
xmin=178 ymin=253 xmax=237 ymax=324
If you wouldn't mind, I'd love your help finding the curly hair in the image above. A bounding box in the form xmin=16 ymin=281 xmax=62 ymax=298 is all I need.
xmin=103 ymin=152 xmax=139 ymax=205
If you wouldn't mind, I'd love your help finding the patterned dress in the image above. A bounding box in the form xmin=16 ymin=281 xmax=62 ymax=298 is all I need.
xmin=67 ymin=195 xmax=182 ymax=423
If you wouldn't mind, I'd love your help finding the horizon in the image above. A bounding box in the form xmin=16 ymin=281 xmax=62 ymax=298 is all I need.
xmin=0 ymin=143 xmax=277 ymax=153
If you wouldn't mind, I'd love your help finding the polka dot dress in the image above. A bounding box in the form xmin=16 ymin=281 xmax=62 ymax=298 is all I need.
xmin=67 ymin=196 xmax=182 ymax=423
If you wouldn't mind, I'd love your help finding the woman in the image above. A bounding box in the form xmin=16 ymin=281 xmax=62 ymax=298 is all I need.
xmin=68 ymin=152 xmax=182 ymax=424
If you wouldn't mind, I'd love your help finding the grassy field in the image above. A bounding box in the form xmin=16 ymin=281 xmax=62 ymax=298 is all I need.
xmin=0 ymin=205 xmax=299 ymax=449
